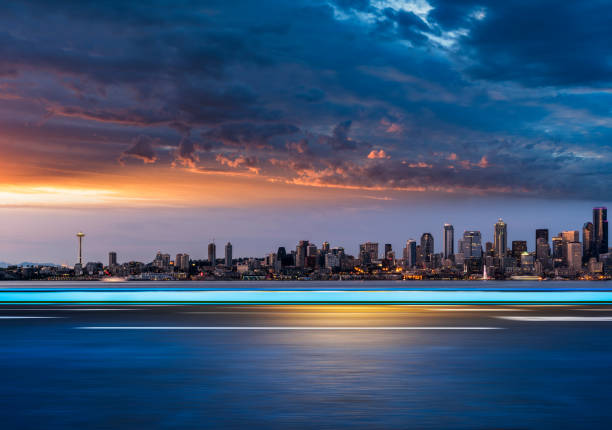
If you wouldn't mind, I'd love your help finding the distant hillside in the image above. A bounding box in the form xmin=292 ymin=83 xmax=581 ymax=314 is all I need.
xmin=18 ymin=262 xmax=59 ymax=267
xmin=0 ymin=262 xmax=59 ymax=268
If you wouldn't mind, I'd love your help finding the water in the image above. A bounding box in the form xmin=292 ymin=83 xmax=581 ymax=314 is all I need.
xmin=1 ymin=281 xmax=612 ymax=428
xmin=1 ymin=280 xmax=612 ymax=304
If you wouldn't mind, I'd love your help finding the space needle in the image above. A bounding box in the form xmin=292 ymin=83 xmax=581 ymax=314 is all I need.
xmin=76 ymin=231 xmax=85 ymax=266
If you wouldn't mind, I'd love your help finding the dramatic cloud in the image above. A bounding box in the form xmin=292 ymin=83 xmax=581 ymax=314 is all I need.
xmin=0 ymin=0 xmax=610 ymax=201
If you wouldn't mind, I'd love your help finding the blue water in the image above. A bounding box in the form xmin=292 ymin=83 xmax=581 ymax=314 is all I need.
xmin=1 ymin=302 xmax=612 ymax=428
xmin=1 ymin=280 xmax=612 ymax=303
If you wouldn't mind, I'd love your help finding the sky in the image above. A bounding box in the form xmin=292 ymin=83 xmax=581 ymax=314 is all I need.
xmin=0 ymin=0 xmax=610 ymax=264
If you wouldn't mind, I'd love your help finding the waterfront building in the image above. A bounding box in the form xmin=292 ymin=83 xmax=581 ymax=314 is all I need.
xmin=520 ymin=252 xmax=535 ymax=272
xmin=443 ymin=224 xmax=454 ymax=259
xmin=594 ymin=207 xmax=608 ymax=257
xmin=494 ymin=218 xmax=507 ymax=258
xmin=225 ymin=242 xmax=233 ymax=267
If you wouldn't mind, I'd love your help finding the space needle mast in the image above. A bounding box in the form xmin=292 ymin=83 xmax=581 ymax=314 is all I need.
xmin=76 ymin=232 xmax=85 ymax=266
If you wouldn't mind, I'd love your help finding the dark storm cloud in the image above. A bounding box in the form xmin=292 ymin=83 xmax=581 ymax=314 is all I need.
xmin=204 ymin=123 xmax=300 ymax=149
xmin=0 ymin=0 xmax=610 ymax=199
xmin=429 ymin=0 xmax=612 ymax=87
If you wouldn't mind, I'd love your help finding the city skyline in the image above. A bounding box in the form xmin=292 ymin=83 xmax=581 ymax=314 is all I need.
xmin=2 ymin=205 xmax=607 ymax=267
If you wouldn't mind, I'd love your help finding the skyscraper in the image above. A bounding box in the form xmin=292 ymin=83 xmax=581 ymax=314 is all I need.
xmin=567 ymin=242 xmax=583 ymax=272
xmin=420 ymin=233 xmax=434 ymax=264
xmin=277 ymin=247 xmax=287 ymax=267
xmin=511 ymin=241 xmax=527 ymax=263
xmin=296 ymin=240 xmax=309 ymax=268
xmin=583 ymin=222 xmax=594 ymax=263
xmin=536 ymin=238 xmax=551 ymax=269
xmin=359 ymin=242 xmax=379 ymax=263
xmin=443 ymin=224 xmax=454 ymax=259
xmin=535 ymin=229 xmax=549 ymax=246
xmin=494 ymin=218 xmax=507 ymax=258
xmin=321 ymin=241 xmax=330 ymax=254
xmin=552 ymin=235 xmax=563 ymax=267
xmin=461 ymin=231 xmax=482 ymax=259
xmin=108 ymin=251 xmax=117 ymax=267
xmin=593 ymin=207 xmax=608 ymax=257
xmin=384 ymin=243 xmax=393 ymax=258
xmin=208 ymin=242 xmax=216 ymax=266
xmin=404 ymin=239 xmax=417 ymax=268
xmin=225 ymin=242 xmax=233 ymax=267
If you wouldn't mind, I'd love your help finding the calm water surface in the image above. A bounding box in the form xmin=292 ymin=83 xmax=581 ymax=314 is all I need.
xmin=1 ymin=281 xmax=611 ymax=429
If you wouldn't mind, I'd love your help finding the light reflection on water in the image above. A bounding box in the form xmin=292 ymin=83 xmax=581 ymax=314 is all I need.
xmin=0 ymin=293 xmax=612 ymax=428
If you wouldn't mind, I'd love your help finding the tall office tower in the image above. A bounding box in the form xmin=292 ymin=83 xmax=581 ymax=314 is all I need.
xmin=277 ymin=247 xmax=287 ymax=267
xmin=420 ymin=233 xmax=434 ymax=263
xmin=551 ymin=235 xmax=563 ymax=264
xmin=359 ymin=242 xmax=379 ymax=262
xmin=296 ymin=240 xmax=309 ymax=268
xmin=461 ymin=231 xmax=482 ymax=259
xmin=108 ymin=251 xmax=117 ymax=267
xmin=208 ymin=242 xmax=216 ymax=266
xmin=306 ymin=244 xmax=318 ymax=257
xmin=225 ymin=242 xmax=233 ymax=267
xmin=561 ymin=230 xmax=580 ymax=243
xmin=175 ymin=253 xmax=183 ymax=270
xmin=567 ymin=242 xmax=583 ymax=272
xmin=76 ymin=232 xmax=85 ymax=266
xmin=321 ymin=242 xmax=330 ymax=254
xmin=560 ymin=230 xmax=580 ymax=264
xmin=536 ymin=238 xmax=552 ymax=268
xmin=535 ymin=229 xmax=549 ymax=246
xmin=511 ymin=241 xmax=527 ymax=263
xmin=384 ymin=243 xmax=392 ymax=257
xmin=443 ymin=224 xmax=454 ymax=259
xmin=593 ymin=207 xmax=608 ymax=257
xmin=180 ymin=254 xmax=190 ymax=271
xmin=154 ymin=251 xmax=171 ymax=271
xmin=404 ymin=239 xmax=417 ymax=268
xmin=485 ymin=241 xmax=494 ymax=257
xmin=582 ymin=222 xmax=594 ymax=263
xmin=494 ymin=218 xmax=507 ymax=258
